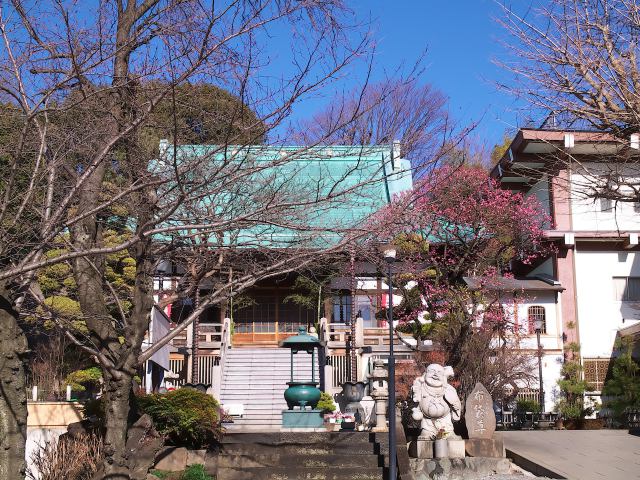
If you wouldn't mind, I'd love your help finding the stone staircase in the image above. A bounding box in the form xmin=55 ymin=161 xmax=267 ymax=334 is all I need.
xmin=219 ymin=347 xmax=320 ymax=430
xmin=214 ymin=431 xmax=389 ymax=480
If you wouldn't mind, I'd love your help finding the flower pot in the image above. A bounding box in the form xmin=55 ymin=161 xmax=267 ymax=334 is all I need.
xmin=434 ymin=439 xmax=449 ymax=458
xmin=341 ymin=421 xmax=356 ymax=431
xmin=341 ymin=381 xmax=366 ymax=403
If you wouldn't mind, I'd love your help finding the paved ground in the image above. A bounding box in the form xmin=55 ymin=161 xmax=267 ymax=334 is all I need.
xmin=502 ymin=430 xmax=640 ymax=480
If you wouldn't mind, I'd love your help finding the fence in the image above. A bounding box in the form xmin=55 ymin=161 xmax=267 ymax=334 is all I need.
xmin=329 ymin=355 xmax=352 ymax=388
xmin=165 ymin=357 xmax=186 ymax=389
xmin=197 ymin=354 xmax=220 ymax=386
xmin=516 ymin=388 xmax=540 ymax=404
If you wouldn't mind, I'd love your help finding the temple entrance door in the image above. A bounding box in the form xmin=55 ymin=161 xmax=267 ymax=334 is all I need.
xmin=231 ymin=292 xmax=315 ymax=346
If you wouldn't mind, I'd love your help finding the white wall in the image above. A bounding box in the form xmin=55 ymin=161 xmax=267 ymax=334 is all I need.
xmin=514 ymin=292 xmax=563 ymax=350
xmin=542 ymin=353 xmax=564 ymax=412
xmin=525 ymin=175 xmax=551 ymax=228
xmin=570 ymin=163 xmax=640 ymax=231
xmin=574 ymin=250 xmax=640 ymax=358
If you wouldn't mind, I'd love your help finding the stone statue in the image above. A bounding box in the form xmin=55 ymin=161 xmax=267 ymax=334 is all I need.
xmin=411 ymin=363 xmax=461 ymax=440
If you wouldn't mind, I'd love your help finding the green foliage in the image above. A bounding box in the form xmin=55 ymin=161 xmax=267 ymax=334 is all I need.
xmin=39 ymin=295 xmax=87 ymax=333
xmin=317 ymin=392 xmax=336 ymax=413
xmin=65 ymin=367 xmax=102 ymax=392
xmin=490 ymin=133 xmax=512 ymax=166
xmin=137 ymin=389 xmax=223 ymax=449
xmin=150 ymin=466 xmax=214 ymax=480
xmin=282 ymin=273 xmax=335 ymax=322
xmin=181 ymin=464 xmax=214 ymax=480
xmin=141 ymin=82 xmax=265 ymax=147
xmin=555 ymin=343 xmax=594 ymax=419
xmin=603 ymin=338 xmax=640 ymax=422
xmin=516 ymin=399 xmax=541 ymax=413
xmin=33 ymin=230 xmax=137 ymax=328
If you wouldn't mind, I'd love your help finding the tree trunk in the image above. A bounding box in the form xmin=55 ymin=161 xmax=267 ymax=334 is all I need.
xmin=0 ymin=292 xmax=28 ymax=480
xmin=100 ymin=367 xmax=134 ymax=480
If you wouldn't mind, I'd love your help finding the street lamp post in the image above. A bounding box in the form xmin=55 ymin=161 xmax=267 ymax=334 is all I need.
xmin=534 ymin=319 xmax=545 ymax=413
xmin=383 ymin=246 xmax=397 ymax=480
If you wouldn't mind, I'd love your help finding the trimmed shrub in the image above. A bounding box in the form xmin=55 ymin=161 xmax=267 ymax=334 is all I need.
xmin=65 ymin=367 xmax=102 ymax=392
xmin=516 ymin=399 xmax=541 ymax=413
xmin=317 ymin=392 xmax=336 ymax=413
xmin=137 ymin=388 xmax=223 ymax=448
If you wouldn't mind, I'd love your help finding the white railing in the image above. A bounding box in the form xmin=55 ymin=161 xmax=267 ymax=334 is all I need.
xmin=322 ymin=318 xmax=413 ymax=353
xmin=165 ymin=357 xmax=187 ymax=389
xmin=209 ymin=317 xmax=231 ymax=399
xmin=197 ymin=354 xmax=220 ymax=386
xmin=329 ymin=355 xmax=350 ymax=388
xmin=197 ymin=323 xmax=224 ymax=351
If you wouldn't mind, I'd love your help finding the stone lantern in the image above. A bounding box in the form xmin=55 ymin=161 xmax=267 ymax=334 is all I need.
xmin=280 ymin=326 xmax=324 ymax=428
xmin=369 ymin=359 xmax=389 ymax=432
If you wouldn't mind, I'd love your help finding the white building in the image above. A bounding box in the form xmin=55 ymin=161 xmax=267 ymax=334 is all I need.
xmin=464 ymin=276 xmax=565 ymax=412
xmin=492 ymin=128 xmax=640 ymax=409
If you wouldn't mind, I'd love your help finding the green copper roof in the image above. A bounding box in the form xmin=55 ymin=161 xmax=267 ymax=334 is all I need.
xmin=280 ymin=326 xmax=322 ymax=351
xmin=155 ymin=143 xmax=413 ymax=247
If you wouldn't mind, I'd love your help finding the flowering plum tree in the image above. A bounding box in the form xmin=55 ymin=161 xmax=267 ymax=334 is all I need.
xmin=374 ymin=166 xmax=550 ymax=399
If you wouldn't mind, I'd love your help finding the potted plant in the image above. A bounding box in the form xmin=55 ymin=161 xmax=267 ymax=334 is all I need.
xmin=434 ymin=428 xmax=449 ymax=458
xmin=340 ymin=413 xmax=356 ymax=430
xmin=318 ymin=392 xmax=338 ymax=431
xmin=515 ymin=399 xmax=540 ymax=429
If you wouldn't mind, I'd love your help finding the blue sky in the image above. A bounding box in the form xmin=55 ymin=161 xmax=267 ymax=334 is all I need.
xmin=276 ymin=1 xmax=534 ymax=150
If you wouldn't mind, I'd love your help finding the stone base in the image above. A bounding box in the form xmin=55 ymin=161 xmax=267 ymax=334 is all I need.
xmin=411 ymin=457 xmax=513 ymax=480
xmin=409 ymin=440 xmax=434 ymax=459
xmin=281 ymin=409 xmax=323 ymax=428
xmin=465 ymin=435 xmax=505 ymax=458
xmin=447 ymin=439 xmax=465 ymax=459
xmin=154 ymin=447 xmax=188 ymax=472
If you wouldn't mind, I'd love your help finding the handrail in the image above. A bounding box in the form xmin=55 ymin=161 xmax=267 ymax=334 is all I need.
xmin=319 ymin=317 xmax=330 ymax=345
xmin=219 ymin=317 xmax=232 ymax=368
xmin=210 ymin=317 xmax=232 ymax=399
xmin=322 ymin=320 xmax=413 ymax=352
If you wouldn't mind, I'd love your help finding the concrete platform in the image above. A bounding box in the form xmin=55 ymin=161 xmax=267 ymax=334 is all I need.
xmin=503 ymin=429 xmax=640 ymax=480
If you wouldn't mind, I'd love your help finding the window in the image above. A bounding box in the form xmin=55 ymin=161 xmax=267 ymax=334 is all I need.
xmin=583 ymin=358 xmax=611 ymax=391
xmin=527 ymin=306 xmax=546 ymax=334
xmin=354 ymin=295 xmax=377 ymax=327
xmin=599 ymin=197 xmax=614 ymax=212
xmin=612 ymin=277 xmax=640 ymax=301
xmin=233 ymin=296 xmax=275 ymax=324
xmin=332 ymin=292 xmax=352 ymax=323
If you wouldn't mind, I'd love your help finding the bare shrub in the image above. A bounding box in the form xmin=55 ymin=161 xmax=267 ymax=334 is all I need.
xmin=28 ymin=433 xmax=103 ymax=480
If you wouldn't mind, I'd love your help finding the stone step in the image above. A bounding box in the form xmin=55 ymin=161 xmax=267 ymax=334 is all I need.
xmin=216 ymin=466 xmax=385 ymax=480
xmin=223 ymin=402 xmax=287 ymax=407
xmin=224 ymin=370 xmax=319 ymax=376
xmin=220 ymin=383 xmax=288 ymax=389
xmin=217 ymin=452 xmax=383 ymax=469
xmin=219 ymin=442 xmax=379 ymax=456
xmin=222 ymin=432 xmax=376 ymax=446
xmin=220 ymin=394 xmax=287 ymax=400
xmin=220 ymin=380 xmax=300 ymax=386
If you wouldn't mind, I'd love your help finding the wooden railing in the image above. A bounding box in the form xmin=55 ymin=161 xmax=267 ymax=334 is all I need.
xmin=320 ymin=317 xmax=414 ymax=353
xmin=197 ymin=323 xmax=224 ymax=351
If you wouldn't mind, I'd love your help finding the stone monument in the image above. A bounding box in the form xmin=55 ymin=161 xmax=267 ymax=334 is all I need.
xmin=464 ymin=382 xmax=504 ymax=458
xmin=411 ymin=364 xmax=461 ymax=440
